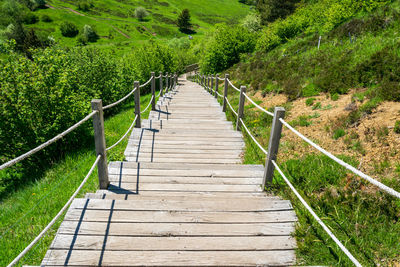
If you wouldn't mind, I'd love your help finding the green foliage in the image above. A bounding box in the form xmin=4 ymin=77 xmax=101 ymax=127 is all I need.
xmin=256 ymin=0 xmax=300 ymax=24
xmin=333 ymin=128 xmax=346 ymax=139
xmin=135 ymin=6 xmax=149 ymax=21
xmin=200 ymin=24 xmax=257 ymax=73
xmin=41 ymin=14 xmax=52 ymax=22
xmin=330 ymin=93 xmax=339 ymax=101
xmin=394 ymin=120 xmax=400 ymax=134
xmin=290 ymin=115 xmax=312 ymax=127
xmin=305 ymin=97 xmax=316 ymax=106
xmin=77 ymin=1 xmax=92 ymax=12
xmin=60 ymin=21 xmax=79 ymax=37
xmin=23 ymin=12 xmax=38 ymax=24
xmin=241 ymin=12 xmax=262 ymax=33
xmin=82 ymin=24 xmax=98 ymax=42
xmin=177 ymin=8 xmax=192 ymax=32
xmin=0 ymin=43 xmax=181 ymax=196
xmin=302 ymin=83 xmax=320 ymax=97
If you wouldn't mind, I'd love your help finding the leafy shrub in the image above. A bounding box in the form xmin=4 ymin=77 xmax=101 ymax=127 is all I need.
xmin=302 ymin=83 xmax=320 ymax=97
xmin=82 ymin=24 xmax=98 ymax=42
xmin=256 ymin=0 xmax=300 ymax=24
xmin=135 ymin=7 xmax=149 ymax=21
xmin=23 ymin=12 xmax=38 ymax=24
xmin=241 ymin=12 xmax=262 ymax=33
xmin=177 ymin=8 xmax=192 ymax=32
xmin=41 ymin=14 xmax=52 ymax=22
xmin=333 ymin=128 xmax=346 ymax=139
xmin=77 ymin=1 xmax=91 ymax=11
xmin=34 ymin=0 xmax=46 ymax=8
xmin=60 ymin=21 xmax=79 ymax=37
xmin=305 ymin=97 xmax=316 ymax=106
xmin=312 ymin=102 xmax=322 ymax=110
xmin=200 ymin=24 xmax=257 ymax=73
xmin=331 ymin=93 xmax=339 ymax=101
xmin=394 ymin=121 xmax=400 ymax=134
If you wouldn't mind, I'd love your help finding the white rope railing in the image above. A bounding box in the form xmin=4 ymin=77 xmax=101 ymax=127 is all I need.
xmin=0 ymin=111 xmax=98 ymax=171
xmin=7 ymin=154 xmax=102 ymax=267
xmin=280 ymin=118 xmax=400 ymax=199
xmin=141 ymin=96 xmax=154 ymax=114
xmin=157 ymin=89 xmax=162 ymax=97
xmin=244 ymin=93 xmax=274 ymax=117
xmin=240 ymin=118 xmax=268 ymax=155
xmin=225 ymin=96 xmax=238 ymax=117
xmin=155 ymin=75 xmax=162 ymax=79
xmin=139 ymin=77 xmax=152 ymax=88
xmin=103 ymin=87 xmax=137 ymax=110
xmin=227 ymin=79 xmax=240 ymax=92
xmin=216 ymin=91 xmax=223 ymax=98
xmin=271 ymin=160 xmax=362 ymax=267
xmin=106 ymin=115 xmax=138 ymax=151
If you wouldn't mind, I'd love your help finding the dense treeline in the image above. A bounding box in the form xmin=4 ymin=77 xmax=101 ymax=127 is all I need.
xmin=0 ymin=40 xmax=190 ymax=197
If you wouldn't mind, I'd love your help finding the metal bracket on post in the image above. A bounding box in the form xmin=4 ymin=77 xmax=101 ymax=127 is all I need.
xmin=151 ymin=72 xmax=156 ymax=111
xmin=91 ymin=99 xmax=109 ymax=189
xmin=134 ymin=81 xmax=141 ymax=128
xmin=214 ymin=74 xmax=219 ymax=98
xmin=236 ymin=86 xmax=246 ymax=131
xmin=263 ymin=107 xmax=286 ymax=188
xmin=159 ymin=72 xmax=163 ymax=97
xmin=222 ymin=74 xmax=229 ymax=112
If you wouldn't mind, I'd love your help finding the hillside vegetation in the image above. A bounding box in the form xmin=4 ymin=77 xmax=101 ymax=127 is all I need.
xmin=0 ymin=0 xmax=250 ymax=55
xmin=195 ymin=0 xmax=400 ymax=265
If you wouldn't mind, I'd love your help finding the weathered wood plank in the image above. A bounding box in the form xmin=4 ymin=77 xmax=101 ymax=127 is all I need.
xmin=43 ymin=250 xmax=296 ymax=266
xmin=108 ymin=175 xmax=262 ymax=184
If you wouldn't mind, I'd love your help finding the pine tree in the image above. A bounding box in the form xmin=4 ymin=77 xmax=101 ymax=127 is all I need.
xmin=177 ymin=9 xmax=192 ymax=32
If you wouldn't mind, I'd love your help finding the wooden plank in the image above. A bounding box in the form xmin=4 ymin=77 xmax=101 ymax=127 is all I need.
xmin=108 ymin=169 xmax=263 ymax=178
xmin=70 ymin=198 xmax=292 ymax=212
xmin=57 ymin=221 xmax=296 ymax=236
xmin=50 ymin=235 xmax=296 ymax=251
xmin=108 ymin=162 xmax=264 ymax=171
xmin=43 ymin=250 xmax=295 ymax=266
xmin=125 ymin=152 xmax=241 ymax=159
xmin=108 ymin=175 xmax=262 ymax=184
xmin=124 ymin=157 xmax=242 ymax=164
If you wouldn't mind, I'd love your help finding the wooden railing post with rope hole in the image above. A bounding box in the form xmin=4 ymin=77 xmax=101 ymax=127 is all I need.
xmin=236 ymin=85 xmax=246 ymax=131
xmin=134 ymin=81 xmax=141 ymax=128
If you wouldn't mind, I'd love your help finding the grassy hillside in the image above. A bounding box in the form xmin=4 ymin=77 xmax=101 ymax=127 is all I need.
xmin=4 ymin=0 xmax=250 ymax=55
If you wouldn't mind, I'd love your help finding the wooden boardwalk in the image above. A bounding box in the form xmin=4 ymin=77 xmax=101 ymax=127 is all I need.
xmin=42 ymin=78 xmax=297 ymax=266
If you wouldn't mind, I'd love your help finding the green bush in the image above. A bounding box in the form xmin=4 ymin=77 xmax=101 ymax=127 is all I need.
xmin=305 ymin=97 xmax=316 ymax=106
xmin=82 ymin=24 xmax=98 ymax=42
xmin=23 ymin=12 xmax=38 ymax=24
xmin=302 ymin=83 xmax=320 ymax=97
xmin=241 ymin=12 xmax=262 ymax=33
xmin=333 ymin=128 xmax=346 ymax=139
xmin=135 ymin=6 xmax=149 ymax=21
xmin=77 ymin=1 xmax=91 ymax=12
xmin=60 ymin=21 xmax=79 ymax=37
xmin=41 ymin=14 xmax=52 ymax=22
xmin=200 ymin=24 xmax=257 ymax=73
xmin=394 ymin=121 xmax=400 ymax=134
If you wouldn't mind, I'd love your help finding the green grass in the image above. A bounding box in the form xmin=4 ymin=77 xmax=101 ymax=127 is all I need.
xmin=0 ymin=91 xmax=156 ymax=266
xmin=19 ymin=0 xmax=250 ymax=56
xmin=202 ymin=77 xmax=400 ymax=266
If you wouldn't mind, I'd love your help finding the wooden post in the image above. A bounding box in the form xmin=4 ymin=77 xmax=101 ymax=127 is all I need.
xmin=165 ymin=72 xmax=169 ymax=93
xmin=151 ymin=72 xmax=156 ymax=111
xmin=134 ymin=81 xmax=141 ymax=128
xmin=236 ymin=86 xmax=246 ymax=131
xmin=211 ymin=75 xmax=214 ymax=95
xmin=91 ymin=99 xmax=109 ymax=189
xmin=208 ymin=75 xmax=210 ymax=93
xmin=222 ymin=74 xmax=229 ymax=112
xmin=214 ymin=74 xmax=219 ymax=98
xmin=175 ymin=73 xmax=178 ymax=88
xmin=263 ymin=107 xmax=286 ymax=188
xmin=159 ymin=71 xmax=163 ymax=97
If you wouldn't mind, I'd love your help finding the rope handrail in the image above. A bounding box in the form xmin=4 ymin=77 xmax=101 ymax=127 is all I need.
xmin=225 ymin=96 xmax=238 ymax=117
xmin=155 ymin=75 xmax=162 ymax=79
xmin=106 ymin=115 xmax=138 ymax=151
xmin=103 ymin=87 xmax=137 ymax=110
xmin=271 ymin=160 xmax=362 ymax=267
xmin=227 ymin=79 xmax=240 ymax=92
xmin=217 ymin=77 xmax=225 ymax=81
xmin=216 ymin=91 xmax=223 ymax=98
xmin=157 ymin=89 xmax=162 ymax=97
xmin=243 ymin=93 xmax=274 ymax=117
xmin=139 ymin=77 xmax=152 ymax=88
xmin=7 ymin=154 xmax=102 ymax=267
xmin=240 ymin=118 xmax=268 ymax=155
xmin=141 ymin=95 xmax=154 ymax=114
xmin=279 ymin=118 xmax=400 ymax=199
xmin=0 ymin=111 xmax=98 ymax=171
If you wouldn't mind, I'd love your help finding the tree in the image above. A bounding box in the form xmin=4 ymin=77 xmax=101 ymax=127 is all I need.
xmin=60 ymin=21 xmax=79 ymax=37
xmin=135 ymin=7 xmax=149 ymax=21
xmin=82 ymin=24 xmax=98 ymax=42
xmin=256 ymin=0 xmax=300 ymax=25
xmin=177 ymin=9 xmax=192 ymax=32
